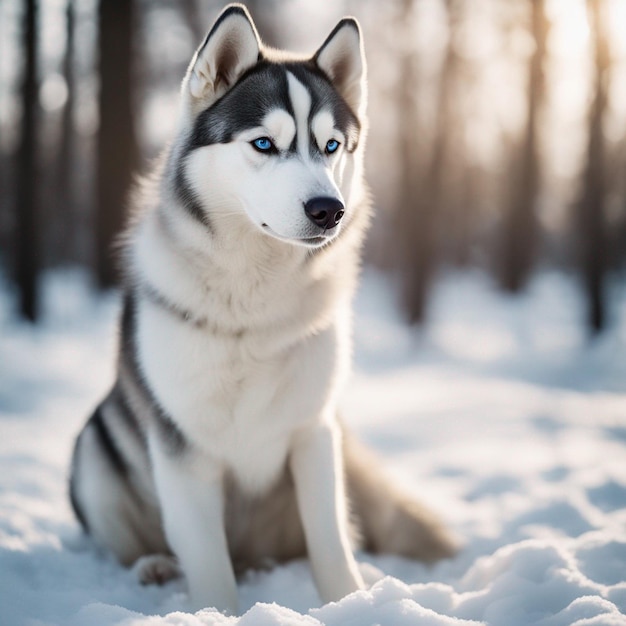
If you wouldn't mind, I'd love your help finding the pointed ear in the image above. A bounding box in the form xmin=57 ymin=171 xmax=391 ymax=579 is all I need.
xmin=183 ymin=4 xmax=261 ymax=115
xmin=314 ymin=18 xmax=367 ymax=118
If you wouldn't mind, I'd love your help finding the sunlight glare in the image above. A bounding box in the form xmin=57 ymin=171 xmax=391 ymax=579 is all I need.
xmin=548 ymin=0 xmax=590 ymax=57
xmin=607 ymin=0 xmax=626 ymax=57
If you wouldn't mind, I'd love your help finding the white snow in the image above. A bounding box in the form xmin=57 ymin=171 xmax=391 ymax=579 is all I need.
xmin=1 ymin=268 xmax=625 ymax=626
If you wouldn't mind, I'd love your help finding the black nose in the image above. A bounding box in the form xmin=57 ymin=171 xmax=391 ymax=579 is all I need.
xmin=304 ymin=197 xmax=345 ymax=230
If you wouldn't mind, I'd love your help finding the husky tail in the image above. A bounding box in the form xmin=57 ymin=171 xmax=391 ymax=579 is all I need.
xmin=344 ymin=433 xmax=458 ymax=562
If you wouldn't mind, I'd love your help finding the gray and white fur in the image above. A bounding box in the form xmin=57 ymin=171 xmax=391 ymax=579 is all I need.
xmin=69 ymin=4 xmax=456 ymax=614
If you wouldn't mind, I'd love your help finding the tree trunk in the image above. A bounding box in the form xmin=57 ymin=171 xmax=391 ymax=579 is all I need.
xmin=95 ymin=0 xmax=138 ymax=288
xmin=401 ymin=0 xmax=460 ymax=324
xmin=57 ymin=0 xmax=76 ymax=264
xmin=392 ymin=0 xmax=420 ymax=316
xmin=16 ymin=0 xmax=40 ymax=321
xmin=499 ymin=0 xmax=549 ymax=292
xmin=579 ymin=0 xmax=610 ymax=333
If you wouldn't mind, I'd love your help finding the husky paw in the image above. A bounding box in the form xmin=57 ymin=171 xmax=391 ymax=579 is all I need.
xmin=133 ymin=554 xmax=181 ymax=586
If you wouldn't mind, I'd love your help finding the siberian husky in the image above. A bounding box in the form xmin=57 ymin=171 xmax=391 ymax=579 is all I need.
xmin=70 ymin=4 xmax=456 ymax=614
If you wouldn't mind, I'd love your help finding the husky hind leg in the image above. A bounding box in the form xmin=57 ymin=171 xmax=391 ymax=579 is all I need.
xmin=70 ymin=403 xmax=169 ymax=569
xmin=344 ymin=433 xmax=458 ymax=563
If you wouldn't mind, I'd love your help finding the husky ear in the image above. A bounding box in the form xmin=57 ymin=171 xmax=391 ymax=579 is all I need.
xmin=314 ymin=18 xmax=367 ymax=117
xmin=183 ymin=4 xmax=261 ymax=114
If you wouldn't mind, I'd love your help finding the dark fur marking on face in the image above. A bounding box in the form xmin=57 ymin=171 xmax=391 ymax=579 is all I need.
xmin=184 ymin=58 xmax=359 ymax=159
xmin=283 ymin=63 xmax=361 ymax=156
xmin=121 ymin=294 xmax=188 ymax=457
xmin=187 ymin=62 xmax=293 ymax=150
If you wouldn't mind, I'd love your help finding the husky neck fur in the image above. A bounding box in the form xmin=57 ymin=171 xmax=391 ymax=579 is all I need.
xmin=70 ymin=4 xmax=455 ymax=616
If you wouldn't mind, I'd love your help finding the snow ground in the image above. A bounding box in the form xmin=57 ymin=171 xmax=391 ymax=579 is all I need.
xmin=1 ymin=268 xmax=625 ymax=626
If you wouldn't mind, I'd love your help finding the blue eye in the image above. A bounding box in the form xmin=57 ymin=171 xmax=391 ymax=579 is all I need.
xmin=252 ymin=137 xmax=275 ymax=153
xmin=325 ymin=139 xmax=340 ymax=154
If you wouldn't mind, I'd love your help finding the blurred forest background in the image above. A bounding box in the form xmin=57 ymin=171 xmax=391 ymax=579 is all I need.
xmin=1 ymin=0 xmax=626 ymax=334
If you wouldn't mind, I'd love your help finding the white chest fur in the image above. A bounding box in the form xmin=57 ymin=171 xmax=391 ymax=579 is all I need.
xmin=133 ymin=213 xmax=354 ymax=493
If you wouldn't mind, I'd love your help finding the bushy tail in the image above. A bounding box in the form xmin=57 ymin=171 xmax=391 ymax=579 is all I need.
xmin=344 ymin=433 xmax=458 ymax=563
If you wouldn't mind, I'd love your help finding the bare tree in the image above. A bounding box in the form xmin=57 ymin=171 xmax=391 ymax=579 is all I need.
xmin=95 ymin=0 xmax=138 ymax=288
xmin=399 ymin=0 xmax=462 ymax=324
xmin=499 ymin=0 xmax=549 ymax=292
xmin=16 ymin=0 xmax=40 ymax=321
xmin=578 ymin=0 xmax=611 ymax=333
xmin=392 ymin=0 xmax=420 ymax=308
xmin=56 ymin=0 xmax=77 ymax=264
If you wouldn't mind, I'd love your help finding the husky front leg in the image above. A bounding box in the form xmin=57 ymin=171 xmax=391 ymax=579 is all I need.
xmin=290 ymin=422 xmax=365 ymax=603
xmin=150 ymin=441 xmax=238 ymax=614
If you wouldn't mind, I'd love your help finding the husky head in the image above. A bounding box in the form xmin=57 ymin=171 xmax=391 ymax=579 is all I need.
xmin=173 ymin=3 xmax=367 ymax=249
